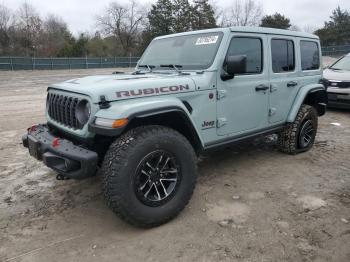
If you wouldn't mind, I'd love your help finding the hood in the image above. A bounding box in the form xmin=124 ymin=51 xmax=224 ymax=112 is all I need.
xmin=323 ymin=68 xmax=350 ymax=81
xmin=49 ymin=73 xmax=197 ymax=103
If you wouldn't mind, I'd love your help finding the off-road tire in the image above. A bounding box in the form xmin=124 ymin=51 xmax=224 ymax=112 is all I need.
xmin=101 ymin=125 xmax=197 ymax=228
xmin=277 ymin=104 xmax=318 ymax=154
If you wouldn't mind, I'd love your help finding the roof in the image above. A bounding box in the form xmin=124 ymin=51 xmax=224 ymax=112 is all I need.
xmin=229 ymin=26 xmax=319 ymax=39
xmin=155 ymin=26 xmax=319 ymax=40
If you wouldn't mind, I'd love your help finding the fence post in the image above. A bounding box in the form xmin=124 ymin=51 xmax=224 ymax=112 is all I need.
xmin=32 ymin=55 xmax=35 ymax=70
xmin=100 ymin=57 xmax=102 ymax=68
xmin=51 ymin=57 xmax=53 ymax=70
xmin=114 ymin=56 xmax=116 ymax=67
xmin=10 ymin=56 xmax=13 ymax=71
xmin=86 ymin=55 xmax=88 ymax=69
xmin=68 ymin=57 xmax=71 ymax=70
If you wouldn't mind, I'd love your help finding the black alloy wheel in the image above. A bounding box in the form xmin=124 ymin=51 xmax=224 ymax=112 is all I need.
xmin=134 ymin=150 xmax=181 ymax=207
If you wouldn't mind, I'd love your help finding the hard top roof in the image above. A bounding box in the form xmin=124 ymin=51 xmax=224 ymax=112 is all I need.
xmin=155 ymin=26 xmax=319 ymax=40
xmin=229 ymin=26 xmax=319 ymax=39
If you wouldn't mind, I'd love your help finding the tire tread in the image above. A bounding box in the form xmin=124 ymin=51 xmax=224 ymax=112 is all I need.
xmin=101 ymin=125 xmax=197 ymax=227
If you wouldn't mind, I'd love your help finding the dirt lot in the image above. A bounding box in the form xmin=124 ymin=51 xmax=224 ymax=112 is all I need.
xmin=0 ymin=68 xmax=349 ymax=262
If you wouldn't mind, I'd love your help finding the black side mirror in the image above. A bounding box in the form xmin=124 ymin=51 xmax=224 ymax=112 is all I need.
xmin=221 ymin=55 xmax=247 ymax=81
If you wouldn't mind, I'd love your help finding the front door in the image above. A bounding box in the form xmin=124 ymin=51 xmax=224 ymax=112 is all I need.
xmin=217 ymin=34 xmax=269 ymax=136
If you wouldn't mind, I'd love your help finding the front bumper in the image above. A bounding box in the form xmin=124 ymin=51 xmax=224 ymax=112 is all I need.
xmin=22 ymin=124 xmax=98 ymax=179
xmin=327 ymin=89 xmax=350 ymax=109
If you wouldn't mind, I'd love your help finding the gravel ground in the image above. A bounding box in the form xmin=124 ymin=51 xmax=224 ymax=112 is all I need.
xmin=0 ymin=67 xmax=349 ymax=262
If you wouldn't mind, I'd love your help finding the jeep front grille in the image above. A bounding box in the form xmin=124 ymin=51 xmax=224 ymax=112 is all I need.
xmin=47 ymin=93 xmax=82 ymax=130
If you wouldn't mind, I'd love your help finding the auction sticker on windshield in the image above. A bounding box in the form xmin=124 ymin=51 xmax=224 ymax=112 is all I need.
xmin=195 ymin=35 xmax=219 ymax=45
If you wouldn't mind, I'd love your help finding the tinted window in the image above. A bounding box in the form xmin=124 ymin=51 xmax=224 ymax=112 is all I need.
xmin=271 ymin=39 xmax=295 ymax=73
xmin=227 ymin=37 xmax=262 ymax=74
xmin=300 ymin=41 xmax=320 ymax=70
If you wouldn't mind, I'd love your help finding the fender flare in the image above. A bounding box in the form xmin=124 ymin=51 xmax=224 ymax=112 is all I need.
xmin=287 ymin=84 xmax=327 ymax=122
xmin=89 ymin=97 xmax=204 ymax=148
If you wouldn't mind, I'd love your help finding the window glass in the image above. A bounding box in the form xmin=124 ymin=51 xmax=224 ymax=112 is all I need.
xmin=227 ymin=37 xmax=262 ymax=74
xmin=138 ymin=32 xmax=223 ymax=70
xmin=271 ymin=39 xmax=295 ymax=73
xmin=300 ymin=41 xmax=320 ymax=70
xmin=330 ymin=55 xmax=350 ymax=71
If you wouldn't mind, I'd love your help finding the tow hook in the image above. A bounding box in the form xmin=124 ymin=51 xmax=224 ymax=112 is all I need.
xmin=56 ymin=174 xmax=70 ymax=180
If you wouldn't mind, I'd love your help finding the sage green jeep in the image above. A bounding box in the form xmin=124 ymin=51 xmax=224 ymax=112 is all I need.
xmin=23 ymin=27 xmax=327 ymax=227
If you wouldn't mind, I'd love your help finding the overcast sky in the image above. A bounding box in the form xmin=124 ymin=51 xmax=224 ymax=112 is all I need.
xmin=2 ymin=0 xmax=350 ymax=35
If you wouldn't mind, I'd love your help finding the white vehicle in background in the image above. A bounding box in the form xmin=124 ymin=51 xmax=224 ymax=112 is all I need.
xmin=323 ymin=53 xmax=350 ymax=109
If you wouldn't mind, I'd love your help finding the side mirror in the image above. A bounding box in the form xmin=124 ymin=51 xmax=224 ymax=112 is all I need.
xmin=222 ymin=55 xmax=247 ymax=81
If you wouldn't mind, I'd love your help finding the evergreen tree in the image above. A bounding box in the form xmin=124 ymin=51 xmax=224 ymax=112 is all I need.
xmin=191 ymin=0 xmax=217 ymax=30
xmin=148 ymin=0 xmax=174 ymax=37
xmin=315 ymin=6 xmax=350 ymax=45
xmin=260 ymin=13 xmax=291 ymax=29
xmin=172 ymin=0 xmax=192 ymax=33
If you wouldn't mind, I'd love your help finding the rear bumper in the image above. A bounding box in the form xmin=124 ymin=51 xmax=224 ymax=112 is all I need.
xmin=22 ymin=124 xmax=98 ymax=179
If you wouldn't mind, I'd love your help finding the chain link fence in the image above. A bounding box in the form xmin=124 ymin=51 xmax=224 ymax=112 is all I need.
xmin=321 ymin=45 xmax=350 ymax=57
xmin=1 ymin=46 xmax=350 ymax=71
xmin=0 ymin=56 xmax=140 ymax=71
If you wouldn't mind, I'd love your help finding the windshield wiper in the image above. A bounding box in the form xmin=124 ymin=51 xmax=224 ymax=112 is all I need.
xmin=138 ymin=64 xmax=155 ymax=72
xmin=160 ymin=64 xmax=183 ymax=73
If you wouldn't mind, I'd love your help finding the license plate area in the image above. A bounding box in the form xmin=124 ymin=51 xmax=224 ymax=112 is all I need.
xmin=28 ymin=136 xmax=42 ymax=160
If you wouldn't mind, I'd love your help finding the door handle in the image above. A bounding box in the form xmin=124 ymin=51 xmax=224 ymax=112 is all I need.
xmin=255 ymin=84 xmax=269 ymax=92
xmin=287 ymin=81 xmax=298 ymax=87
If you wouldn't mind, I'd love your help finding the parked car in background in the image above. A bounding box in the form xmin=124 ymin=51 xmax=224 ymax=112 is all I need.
xmin=323 ymin=53 xmax=350 ymax=109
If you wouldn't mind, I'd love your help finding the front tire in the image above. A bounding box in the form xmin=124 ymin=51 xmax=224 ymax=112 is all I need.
xmin=277 ymin=104 xmax=318 ymax=154
xmin=101 ymin=125 xmax=197 ymax=228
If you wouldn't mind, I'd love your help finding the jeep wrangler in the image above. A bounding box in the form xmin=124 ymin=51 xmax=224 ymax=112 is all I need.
xmin=23 ymin=27 xmax=327 ymax=227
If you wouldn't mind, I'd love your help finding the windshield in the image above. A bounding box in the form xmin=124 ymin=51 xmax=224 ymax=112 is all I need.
xmin=138 ymin=32 xmax=223 ymax=71
xmin=330 ymin=55 xmax=350 ymax=71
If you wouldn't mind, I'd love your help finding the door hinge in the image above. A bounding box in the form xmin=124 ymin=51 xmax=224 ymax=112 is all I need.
xmin=270 ymin=84 xmax=277 ymax=93
xmin=216 ymin=90 xmax=227 ymax=100
xmin=217 ymin=117 xmax=227 ymax=128
xmin=269 ymin=108 xmax=277 ymax=116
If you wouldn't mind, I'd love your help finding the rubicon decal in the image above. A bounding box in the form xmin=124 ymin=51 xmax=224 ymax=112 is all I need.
xmin=116 ymin=84 xmax=190 ymax=98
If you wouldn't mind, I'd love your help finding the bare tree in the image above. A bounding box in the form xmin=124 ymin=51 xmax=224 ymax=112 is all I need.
xmin=0 ymin=4 xmax=11 ymax=30
xmin=303 ymin=25 xmax=317 ymax=34
xmin=0 ymin=4 xmax=12 ymax=54
xmin=221 ymin=0 xmax=263 ymax=27
xmin=16 ymin=2 xmax=43 ymax=55
xmin=41 ymin=14 xmax=70 ymax=56
xmin=290 ymin=24 xmax=301 ymax=31
xmin=97 ymin=0 xmax=145 ymax=55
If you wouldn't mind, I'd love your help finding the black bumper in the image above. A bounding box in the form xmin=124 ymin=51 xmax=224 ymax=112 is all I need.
xmin=22 ymin=124 xmax=98 ymax=179
xmin=327 ymin=93 xmax=350 ymax=109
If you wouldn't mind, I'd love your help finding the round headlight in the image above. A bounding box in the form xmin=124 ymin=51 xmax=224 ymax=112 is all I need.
xmin=75 ymin=100 xmax=91 ymax=126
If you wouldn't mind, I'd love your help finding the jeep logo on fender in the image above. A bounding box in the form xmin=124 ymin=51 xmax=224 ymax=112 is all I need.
xmin=116 ymin=84 xmax=190 ymax=98
xmin=202 ymin=120 xmax=215 ymax=129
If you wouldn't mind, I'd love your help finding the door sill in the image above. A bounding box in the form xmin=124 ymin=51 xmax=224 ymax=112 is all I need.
xmin=204 ymin=124 xmax=284 ymax=150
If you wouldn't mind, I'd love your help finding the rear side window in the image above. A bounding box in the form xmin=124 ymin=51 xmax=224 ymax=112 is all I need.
xmin=271 ymin=39 xmax=295 ymax=73
xmin=300 ymin=41 xmax=320 ymax=70
xmin=227 ymin=37 xmax=263 ymax=74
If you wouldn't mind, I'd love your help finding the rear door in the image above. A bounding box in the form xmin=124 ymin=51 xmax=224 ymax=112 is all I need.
xmin=268 ymin=36 xmax=300 ymax=123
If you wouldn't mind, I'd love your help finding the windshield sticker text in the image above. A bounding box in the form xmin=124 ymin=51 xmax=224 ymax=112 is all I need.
xmin=116 ymin=84 xmax=190 ymax=98
xmin=195 ymin=35 xmax=219 ymax=45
